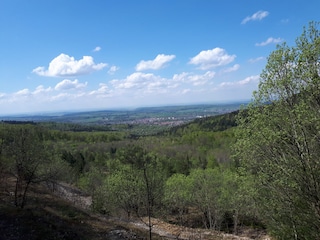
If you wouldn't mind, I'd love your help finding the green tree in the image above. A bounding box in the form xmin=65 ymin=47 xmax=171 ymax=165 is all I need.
xmin=101 ymin=166 xmax=143 ymax=217
xmin=3 ymin=125 xmax=64 ymax=208
xmin=164 ymin=173 xmax=192 ymax=225
xmin=219 ymin=169 xmax=259 ymax=234
xmin=234 ymin=22 xmax=320 ymax=239
xmin=96 ymin=146 xmax=165 ymax=240
xmin=189 ymin=168 xmax=224 ymax=230
xmin=138 ymin=152 xmax=165 ymax=240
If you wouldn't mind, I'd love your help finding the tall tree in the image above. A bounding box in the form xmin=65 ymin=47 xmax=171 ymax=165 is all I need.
xmin=234 ymin=22 xmax=320 ymax=239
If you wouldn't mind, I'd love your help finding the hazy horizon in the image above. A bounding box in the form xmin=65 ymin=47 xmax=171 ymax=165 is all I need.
xmin=0 ymin=99 xmax=249 ymax=117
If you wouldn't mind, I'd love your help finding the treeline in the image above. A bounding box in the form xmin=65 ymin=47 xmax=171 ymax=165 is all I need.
xmin=163 ymin=110 xmax=238 ymax=136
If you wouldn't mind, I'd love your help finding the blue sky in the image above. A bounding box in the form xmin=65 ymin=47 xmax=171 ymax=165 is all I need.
xmin=0 ymin=0 xmax=319 ymax=114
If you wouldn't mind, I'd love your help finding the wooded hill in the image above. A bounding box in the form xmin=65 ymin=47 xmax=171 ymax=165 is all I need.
xmin=0 ymin=110 xmax=263 ymax=239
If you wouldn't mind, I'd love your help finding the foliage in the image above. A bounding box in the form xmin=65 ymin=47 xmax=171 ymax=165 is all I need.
xmin=0 ymin=103 xmax=258 ymax=236
xmin=234 ymin=21 xmax=320 ymax=239
xmin=163 ymin=167 xmax=258 ymax=233
xmin=0 ymin=124 xmax=66 ymax=208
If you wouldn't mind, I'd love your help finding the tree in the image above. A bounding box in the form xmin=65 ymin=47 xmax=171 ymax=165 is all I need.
xmin=98 ymin=146 xmax=165 ymax=240
xmin=234 ymin=22 xmax=320 ymax=239
xmin=164 ymin=173 xmax=192 ymax=225
xmin=101 ymin=166 xmax=144 ymax=217
xmin=189 ymin=168 xmax=225 ymax=230
xmin=138 ymin=152 xmax=165 ymax=240
xmin=219 ymin=169 xmax=259 ymax=234
xmin=3 ymin=125 xmax=63 ymax=208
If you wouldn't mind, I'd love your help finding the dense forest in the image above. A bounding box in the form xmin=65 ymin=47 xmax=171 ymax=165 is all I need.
xmin=0 ymin=22 xmax=319 ymax=240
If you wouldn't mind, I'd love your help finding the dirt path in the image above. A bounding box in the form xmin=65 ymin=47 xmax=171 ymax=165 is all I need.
xmin=127 ymin=217 xmax=270 ymax=240
xmin=50 ymin=182 xmax=270 ymax=240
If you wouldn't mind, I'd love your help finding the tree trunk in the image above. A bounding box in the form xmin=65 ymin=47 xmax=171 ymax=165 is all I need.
xmin=233 ymin=209 xmax=238 ymax=235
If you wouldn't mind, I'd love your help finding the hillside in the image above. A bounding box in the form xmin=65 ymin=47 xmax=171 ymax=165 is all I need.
xmin=0 ymin=110 xmax=272 ymax=240
xmin=0 ymin=174 xmax=269 ymax=240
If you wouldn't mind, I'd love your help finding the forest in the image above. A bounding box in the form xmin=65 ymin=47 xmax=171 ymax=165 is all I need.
xmin=0 ymin=22 xmax=319 ymax=240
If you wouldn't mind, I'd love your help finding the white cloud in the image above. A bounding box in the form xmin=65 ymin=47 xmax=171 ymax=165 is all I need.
xmin=108 ymin=71 xmax=217 ymax=100
xmin=55 ymin=79 xmax=87 ymax=91
xmin=222 ymin=64 xmax=240 ymax=73
xmin=135 ymin=54 xmax=176 ymax=71
xmin=1 ymin=66 xmax=259 ymax=114
xmin=238 ymin=75 xmax=260 ymax=85
xmin=189 ymin=48 xmax=236 ymax=70
xmin=15 ymin=89 xmax=30 ymax=96
xmin=32 ymin=85 xmax=52 ymax=94
xmin=32 ymin=53 xmax=107 ymax=77
xmin=256 ymin=37 xmax=283 ymax=46
xmin=89 ymin=83 xmax=112 ymax=97
xmin=93 ymin=46 xmax=101 ymax=52
xmin=50 ymin=93 xmax=70 ymax=101
xmin=111 ymin=72 xmax=164 ymax=90
xmin=241 ymin=10 xmax=269 ymax=24
xmin=108 ymin=65 xmax=120 ymax=75
xmin=172 ymin=71 xmax=215 ymax=86
xmin=187 ymin=71 xmax=215 ymax=86
xmin=172 ymin=72 xmax=189 ymax=82
xmin=248 ymin=57 xmax=264 ymax=63
xmin=219 ymin=75 xmax=260 ymax=87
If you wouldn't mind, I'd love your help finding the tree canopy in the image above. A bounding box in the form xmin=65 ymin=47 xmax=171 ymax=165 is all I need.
xmin=234 ymin=21 xmax=320 ymax=239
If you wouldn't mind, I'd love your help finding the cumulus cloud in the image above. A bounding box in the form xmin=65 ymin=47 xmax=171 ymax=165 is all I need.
xmin=187 ymin=71 xmax=215 ymax=86
xmin=111 ymin=72 xmax=163 ymax=89
xmin=108 ymin=65 xmax=120 ymax=75
xmin=189 ymin=48 xmax=236 ymax=70
xmin=93 ymin=46 xmax=101 ymax=52
xmin=32 ymin=53 xmax=107 ymax=77
xmin=172 ymin=71 xmax=216 ymax=86
xmin=135 ymin=54 xmax=176 ymax=71
xmin=219 ymin=75 xmax=260 ymax=87
xmin=15 ymin=89 xmax=30 ymax=96
xmin=33 ymin=85 xmax=52 ymax=94
xmin=222 ymin=64 xmax=240 ymax=73
xmin=238 ymin=75 xmax=260 ymax=85
xmin=256 ymin=37 xmax=283 ymax=46
xmin=89 ymin=83 xmax=112 ymax=97
xmin=110 ymin=71 xmax=216 ymax=96
xmin=241 ymin=10 xmax=269 ymax=24
xmin=55 ymin=79 xmax=87 ymax=91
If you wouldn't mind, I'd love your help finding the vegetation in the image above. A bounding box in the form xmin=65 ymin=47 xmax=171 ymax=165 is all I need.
xmin=0 ymin=22 xmax=318 ymax=239
xmin=0 ymin=111 xmax=250 ymax=239
xmin=234 ymin=21 xmax=320 ymax=239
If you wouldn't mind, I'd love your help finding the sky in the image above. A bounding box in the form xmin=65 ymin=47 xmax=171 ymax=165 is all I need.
xmin=0 ymin=0 xmax=319 ymax=115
